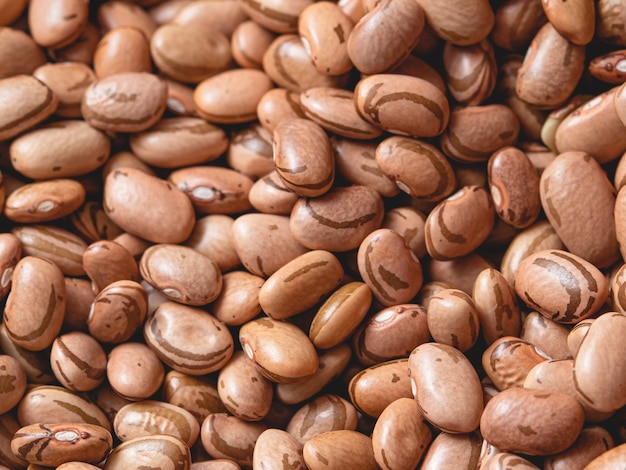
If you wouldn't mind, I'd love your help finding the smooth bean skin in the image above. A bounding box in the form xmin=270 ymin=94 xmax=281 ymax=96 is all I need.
xmin=303 ymin=430 xmax=377 ymax=470
xmin=240 ymin=0 xmax=313 ymax=33
xmin=480 ymin=388 xmax=585 ymax=455
xmin=354 ymin=74 xmax=449 ymax=138
xmin=11 ymin=422 xmax=112 ymax=467
xmin=28 ymin=0 xmax=89 ymax=49
xmin=542 ymin=0 xmax=595 ymax=45
xmin=231 ymin=20 xmax=276 ymax=70
xmin=286 ymin=394 xmax=358 ymax=445
xmin=290 ymin=185 xmax=384 ymax=252
xmin=103 ymin=167 xmax=196 ymax=244
xmin=415 ymin=0 xmax=494 ymax=45
xmin=94 ymin=26 xmax=151 ymax=78
xmin=33 ymin=62 xmax=96 ymax=117
xmin=239 ymin=317 xmax=319 ymax=384
xmin=252 ymin=429 xmax=306 ymax=470
xmin=210 ymin=271 xmax=263 ymax=326
xmin=186 ymin=215 xmax=240 ymax=272
xmin=114 ymin=400 xmax=199 ymax=447
xmin=0 ymin=28 xmax=46 ymax=79
xmin=520 ymin=311 xmax=571 ymax=361
xmin=4 ymin=256 xmax=66 ymax=351
xmin=106 ymin=342 xmax=164 ymax=401
xmin=50 ymin=332 xmax=106 ymax=392
xmin=420 ymin=432 xmax=482 ymax=470
xmin=583 ymin=443 xmax=626 ymax=469
xmin=514 ymin=249 xmax=608 ymax=324
xmin=408 ymin=343 xmax=483 ymax=433
xmin=144 ymin=301 xmax=233 ymax=376
xmin=573 ymin=311 xmax=626 ymax=413
xmin=104 ymin=434 xmax=191 ymax=470
xmin=273 ymin=118 xmax=334 ymax=197
xmin=371 ymin=398 xmax=432 ymax=470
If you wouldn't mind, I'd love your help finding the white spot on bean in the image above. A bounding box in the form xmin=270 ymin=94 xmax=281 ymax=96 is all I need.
xmin=191 ymin=187 xmax=216 ymax=201
xmin=37 ymin=200 xmax=56 ymax=212
xmin=243 ymin=342 xmax=254 ymax=361
xmin=617 ymin=60 xmax=626 ymax=73
xmin=54 ymin=430 xmax=80 ymax=442
xmin=374 ymin=309 xmax=394 ymax=323
xmin=490 ymin=185 xmax=502 ymax=206
xmin=395 ymin=180 xmax=412 ymax=195
xmin=1 ymin=267 xmax=12 ymax=288
xmin=167 ymin=98 xmax=185 ymax=114
xmin=163 ymin=288 xmax=182 ymax=299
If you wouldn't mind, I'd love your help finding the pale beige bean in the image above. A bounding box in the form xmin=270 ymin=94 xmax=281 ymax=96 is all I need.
xmin=106 ymin=342 xmax=164 ymax=401
xmin=11 ymin=120 xmax=110 ymax=180
xmin=4 ymin=256 xmax=65 ymax=351
xmin=357 ymin=228 xmax=423 ymax=307
xmin=83 ymin=240 xmax=139 ymax=294
xmin=88 ymin=280 xmax=147 ymax=344
xmin=0 ymin=323 xmax=55 ymax=384
xmin=515 ymin=249 xmax=608 ymax=323
xmin=259 ymin=250 xmax=343 ymax=320
xmin=482 ymin=336 xmax=549 ymax=390
xmin=500 ymin=220 xmax=563 ymax=286
xmin=103 ymin=167 xmax=195 ymax=244
xmin=371 ymin=398 xmax=432 ymax=470
xmin=200 ymin=413 xmax=266 ymax=468
xmin=488 ymin=146 xmax=541 ymax=229
xmin=217 ymin=351 xmax=273 ymax=421
xmin=98 ymin=1 xmax=157 ymax=40
xmin=11 ymin=224 xmax=87 ymax=277
xmin=11 ymin=423 xmax=112 ymax=467
xmin=239 ymin=317 xmax=318 ymax=384
xmin=573 ymin=311 xmax=626 ymax=413
xmin=227 ymin=124 xmax=274 ymax=179
xmin=425 ymin=186 xmax=495 ymax=260
xmin=375 ymin=136 xmax=456 ymax=201
xmin=81 ymin=72 xmax=167 ymax=133
xmin=17 ymin=385 xmax=111 ymax=431
xmin=521 ymin=311 xmax=571 ymax=360
xmin=348 ymin=358 xmax=412 ymax=418
xmin=286 ymin=394 xmax=358 ymax=444
xmin=354 ymin=73 xmax=449 ymax=137
xmin=4 ymin=179 xmax=85 ymax=224
xmin=186 ymin=215 xmax=240 ymax=272
xmin=140 ymin=244 xmax=222 ymax=306
xmin=544 ymin=426 xmax=613 ymax=470
xmin=472 ymin=268 xmax=521 ymax=345
xmin=240 ymin=0 xmax=313 ymax=33
xmin=275 ymin=343 xmax=351 ymax=405
xmin=480 ymin=388 xmax=585 ymax=455
xmin=94 ymin=26 xmax=151 ymax=78
xmin=169 ymin=166 xmax=253 ymax=215
xmin=0 ymin=355 xmax=26 ymax=414
xmin=309 ymin=282 xmax=371 ymax=349
xmin=0 ymin=28 xmax=46 ymax=79
xmin=231 ymin=213 xmax=308 ymax=277
xmin=144 ymin=301 xmax=233 ymax=376
xmin=290 ymin=185 xmax=384 ymax=252
xmin=195 ymin=69 xmax=273 ymax=124
xmin=300 ymin=87 xmax=382 ymax=139
xmin=443 ymin=39 xmax=496 ymax=106
xmin=273 ymin=118 xmax=334 ymax=197
xmin=104 ymin=435 xmax=191 ymax=470
xmin=426 ymin=288 xmax=480 ymax=352
xmin=299 ymin=2 xmax=353 ymax=76
xmin=347 ymin=0 xmax=423 ymax=75
xmin=516 ymin=22 xmax=586 ymax=108
xmin=263 ymin=34 xmax=344 ymax=92
xmin=332 ymin=137 xmax=399 ymax=198
xmin=0 ymin=74 xmax=58 ymax=142
xmin=171 ymin=0 xmax=247 ymax=37
xmin=164 ymin=371 xmax=226 ymax=426
xmin=50 ymin=332 xmax=106 ymax=392
xmin=28 ymin=0 xmax=88 ymax=48
xmin=440 ymin=104 xmax=520 ymax=163
xmin=151 ymin=24 xmax=231 ymax=83
xmin=33 ymin=62 xmax=96 ymax=117
xmin=210 ymin=270 xmax=263 ymax=325
xmin=0 ymin=232 xmax=21 ymax=300
xmin=248 ymin=170 xmax=299 ymax=215
xmin=231 ymin=20 xmax=276 ymax=70
xmin=409 ymin=343 xmax=483 ymax=433
xmin=252 ymin=429 xmax=306 ymax=470
xmin=256 ymin=88 xmax=306 ymax=132
xmin=114 ymin=400 xmax=199 ymax=447
xmin=420 ymin=432 xmax=483 ymax=470
xmin=415 ymin=0 xmax=494 ymax=45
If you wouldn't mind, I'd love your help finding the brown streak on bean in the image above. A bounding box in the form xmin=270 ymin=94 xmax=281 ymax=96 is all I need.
xmin=437 ymin=202 xmax=467 ymax=244
xmin=304 ymin=198 xmax=378 ymax=229
xmin=5 ymin=284 xmax=58 ymax=342
xmin=0 ymin=84 xmax=54 ymax=133
xmin=55 ymin=336 xmax=105 ymax=380
xmin=396 ymin=139 xmax=450 ymax=199
xmin=283 ymin=260 xmax=329 ymax=282
xmin=244 ymin=0 xmax=299 ymax=27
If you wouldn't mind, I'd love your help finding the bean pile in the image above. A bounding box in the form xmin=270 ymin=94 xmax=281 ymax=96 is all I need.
xmin=0 ymin=0 xmax=626 ymax=468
